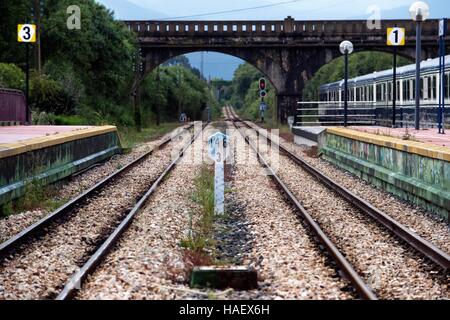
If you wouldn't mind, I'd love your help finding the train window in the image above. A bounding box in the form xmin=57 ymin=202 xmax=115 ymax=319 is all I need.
xmin=396 ymin=81 xmax=401 ymax=101
xmin=412 ymin=79 xmax=416 ymax=100
xmin=403 ymin=81 xmax=408 ymax=102
xmin=420 ymin=78 xmax=424 ymax=99
xmin=387 ymin=83 xmax=392 ymax=101
xmin=409 ymin=80 xmax=413 ymax=100
xmin=431 ymin=76 xmax=436 ymax=100
xmin=446 ymin=73 xmax=449 ymax=99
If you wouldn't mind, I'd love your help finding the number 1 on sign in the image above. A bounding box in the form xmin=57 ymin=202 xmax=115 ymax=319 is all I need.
xmin=387 ymin=27 xmax=405 ymax=46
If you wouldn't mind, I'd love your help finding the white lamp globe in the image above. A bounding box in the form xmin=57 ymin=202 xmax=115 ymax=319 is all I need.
xmin=339 ymin=40 xmax=354 ymax=55
xmin=409 ymin=1 xmax=430 ymax=21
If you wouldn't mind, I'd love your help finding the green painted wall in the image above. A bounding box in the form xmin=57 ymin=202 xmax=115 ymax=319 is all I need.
xmin=321 ymin=133 xmax=450 ymax=221
xmin=0 ymin=132 xmax=121 ymax=205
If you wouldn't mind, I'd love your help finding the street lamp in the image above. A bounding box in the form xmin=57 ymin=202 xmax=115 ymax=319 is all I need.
xmin=409 ymin=1 xmax=430 ymax=130
xmin=340 ymin=40 xmax=354 ymax=127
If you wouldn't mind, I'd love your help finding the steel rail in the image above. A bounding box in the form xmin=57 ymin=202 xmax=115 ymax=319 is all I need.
xmin=0 ymin=124 xmax=194 ymax=259
xmin=56 ymin=123 xmax=208 ymax=300
xmin=225 ymin=107 xmax=378 ymax=300
xmin=229 ymin=107 xmax=450 ymax=270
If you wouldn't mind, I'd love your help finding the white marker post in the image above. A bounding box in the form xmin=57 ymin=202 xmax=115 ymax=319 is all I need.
xmin=208 ymin=132 xmax=229 ymax=215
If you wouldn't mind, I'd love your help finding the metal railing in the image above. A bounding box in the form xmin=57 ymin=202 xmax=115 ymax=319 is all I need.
xmin=124 ymin=19 xmax=446 ymax=37
xmin=0 ymin=88 xmax=28 ymax=124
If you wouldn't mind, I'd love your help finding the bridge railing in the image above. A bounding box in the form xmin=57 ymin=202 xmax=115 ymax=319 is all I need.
xmin=125 ymin=19 xmax=444 ymax=37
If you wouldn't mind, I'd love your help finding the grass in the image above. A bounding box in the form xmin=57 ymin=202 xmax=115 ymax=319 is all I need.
xmin=180 ymin=165 xmax=217 ymax=271
xmin=118 ymin=122 xmax=181 ymax=149
xmin=0 ymin=179 xmax=67 ymax=218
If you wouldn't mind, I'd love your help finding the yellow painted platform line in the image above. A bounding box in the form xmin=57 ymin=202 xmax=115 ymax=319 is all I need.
xmin=327 ymin=128 xmax=450 ymax=162
xmin=0 ymin=126 xmax=118 ymax=159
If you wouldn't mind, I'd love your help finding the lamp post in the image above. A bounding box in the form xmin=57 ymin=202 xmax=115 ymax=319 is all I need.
xmin=340 ymin=40 xmax=354 ymax=127
xmin=409 ymin=1 xmax=430 ymax=130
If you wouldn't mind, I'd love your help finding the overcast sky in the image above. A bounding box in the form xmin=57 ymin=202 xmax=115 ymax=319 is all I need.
xmin=95 ymin=0 xmax=449 ymax=79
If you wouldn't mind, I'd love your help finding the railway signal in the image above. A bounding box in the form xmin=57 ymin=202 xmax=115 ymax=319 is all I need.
xmin=387 ymin=27 xmax=405 ymax=127
xmin=17 ymin=24 xmax=36 ymax=125
xmin=259 ymin=78 xmax=266 ymax=91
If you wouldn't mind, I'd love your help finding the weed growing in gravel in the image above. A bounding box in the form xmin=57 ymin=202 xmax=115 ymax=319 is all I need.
xmin=1 ymin=179 xmax=67 ymax=218
xmin=0 ymin=202 xmax=13 ymax=217
xmin=118 ymin=122 xmax=179 ymax=149
xmin=181 ymin=166 xmax=217 ymax=272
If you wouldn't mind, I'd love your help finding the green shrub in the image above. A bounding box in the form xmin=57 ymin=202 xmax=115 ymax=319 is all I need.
xmin=53 ymin=114 xmax=87 ymax=125
xmin=30 ymin=73 xmax=75 ymax=115
xmin=0 ymin=63 xmax=24 ymax=90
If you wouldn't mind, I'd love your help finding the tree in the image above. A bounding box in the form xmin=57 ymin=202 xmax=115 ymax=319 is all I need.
xmin=303 ymin=51 xmax=412 ymax=100
xmin=0 ymin=63 xmax=25 ymax=90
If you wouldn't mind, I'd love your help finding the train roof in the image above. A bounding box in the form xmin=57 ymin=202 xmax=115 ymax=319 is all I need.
xmin=320 ymin=55 xmax=450 ymax=91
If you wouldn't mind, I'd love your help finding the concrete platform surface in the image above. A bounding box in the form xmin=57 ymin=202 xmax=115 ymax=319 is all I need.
xmin=0 ymin=125 xmax=92 ymax=144
xmin=350 ymin=126 xmax=450 ymax=148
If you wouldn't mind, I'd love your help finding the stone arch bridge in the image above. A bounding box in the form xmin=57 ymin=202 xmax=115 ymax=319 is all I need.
xmin=125 ymin=17 xmax=449 ymax=123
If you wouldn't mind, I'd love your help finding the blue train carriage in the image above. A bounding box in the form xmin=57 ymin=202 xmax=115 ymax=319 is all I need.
xmin=319 ymin=55 xmax=450 ymax=126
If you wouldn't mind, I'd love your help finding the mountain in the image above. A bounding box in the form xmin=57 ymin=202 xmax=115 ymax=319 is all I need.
xmin=95 ymin=0 xmax=167 ymax=20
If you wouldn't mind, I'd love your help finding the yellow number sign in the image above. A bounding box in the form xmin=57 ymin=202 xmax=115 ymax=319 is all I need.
xmin=18 ymin=24 xmax=36 ymax=43
xmin=387 ymin=28 xmax=405 ymax=46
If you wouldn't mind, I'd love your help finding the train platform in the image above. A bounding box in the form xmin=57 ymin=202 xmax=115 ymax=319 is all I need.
xmin=0 ymin=125 xmax=121 ymax=206
xmin=317 ymin=127 xmax=450 ymax=220
xmin=0 ymin=125 xmax=93 ymax=144
xmin=349 ymin=126 xmax=450 ymax=148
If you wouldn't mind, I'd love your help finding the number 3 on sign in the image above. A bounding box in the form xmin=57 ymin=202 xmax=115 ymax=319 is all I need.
xmin=387 ymin=28 xmax=405 ymax=46
xmin=18 ymin=24 xmax=36 ymax=43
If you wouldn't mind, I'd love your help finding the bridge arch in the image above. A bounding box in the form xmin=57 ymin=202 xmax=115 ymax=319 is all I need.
xmin=128 ymin=17 xmax=445 ymax=122
xmin=142 ymin=48 xmax=282 ymax=93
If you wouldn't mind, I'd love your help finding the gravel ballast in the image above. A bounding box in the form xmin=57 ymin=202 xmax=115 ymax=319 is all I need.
xmin=239 ymin=119 xmax=449 ymax=299
xmin=0 ymin=126 xmax=194 ymax=300
xmin=76 ymin=122 xmax=354 ymax=300
xmin=0 ymin=126 xmax=188 ymax=244
xmin=248 ymin=119 xmax=450 ymax=255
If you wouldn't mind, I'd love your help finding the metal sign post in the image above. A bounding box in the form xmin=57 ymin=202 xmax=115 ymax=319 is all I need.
xmin=438 ymin=18 xmax=447 ymax=134
xmin=259 ymin=100 xmax=267 ymax=122
xmin=208 ymin=132 xmax=229 ymax=215
xmin=387 ymin=27 xmax=406 ymax=127
xmin=18 ymin=24 xmax=36 ymax=125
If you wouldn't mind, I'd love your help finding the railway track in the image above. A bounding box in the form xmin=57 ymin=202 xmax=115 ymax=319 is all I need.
xmin=227 ymin=107 xmax=450 ymax=270
xmin=56 ymin=122 xmax=208 ymax=300
xmin=224 ymin=107 xmax=377 ymax=300
xmin=225 ymin=106 xmax=449 ymax=299
xmin=0 ymin=123 xmax=205 ymax=299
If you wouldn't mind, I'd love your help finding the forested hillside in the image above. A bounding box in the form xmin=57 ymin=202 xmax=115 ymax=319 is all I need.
xmin=0 ymin=1 xmax=216 ymax=130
